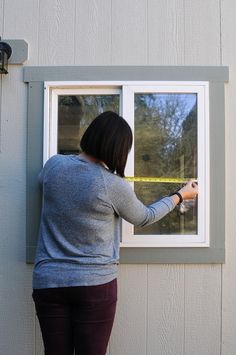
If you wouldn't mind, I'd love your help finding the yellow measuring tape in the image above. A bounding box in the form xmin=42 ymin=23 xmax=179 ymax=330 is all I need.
xmin=125 ymin=177 xmax=197 ymax=183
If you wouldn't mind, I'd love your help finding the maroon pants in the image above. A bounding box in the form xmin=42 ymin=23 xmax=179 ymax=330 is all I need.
xmin=32 ymin=279 xmax=117 ymax=355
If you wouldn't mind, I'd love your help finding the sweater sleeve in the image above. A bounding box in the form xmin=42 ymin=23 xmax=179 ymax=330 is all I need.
xmin=103 ymin=171 xmax=176 ymax=227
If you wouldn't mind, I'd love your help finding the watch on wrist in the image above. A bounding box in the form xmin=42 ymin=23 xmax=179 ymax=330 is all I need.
xmin=174 ymin=191 xmax=183 ymax=205
xmin=169 ymin=189 xmax=183 ymax=205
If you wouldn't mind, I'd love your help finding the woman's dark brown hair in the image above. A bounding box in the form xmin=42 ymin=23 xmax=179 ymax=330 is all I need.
xmin=80 ymin=111 xmax=133 ymax=177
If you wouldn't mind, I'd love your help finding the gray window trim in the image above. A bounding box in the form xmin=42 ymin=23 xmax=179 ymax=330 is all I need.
xmin=24 ymin=66 xmax=228 ymax=264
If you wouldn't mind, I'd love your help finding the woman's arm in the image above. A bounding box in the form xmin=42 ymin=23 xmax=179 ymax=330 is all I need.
xmin=103 ymin=172 xmax=198 ymax=228
xmin=103 ymin=174 xmax=176 ymax=227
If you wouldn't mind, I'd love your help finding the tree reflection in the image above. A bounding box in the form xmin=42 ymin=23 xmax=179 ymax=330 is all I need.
xmin=134 ymin=93 xmax=198 ymax=235
xmin=58 ymin=95 xmax=120 ymax=154
xmin=57 ymin=93 xmax=198 ymax=235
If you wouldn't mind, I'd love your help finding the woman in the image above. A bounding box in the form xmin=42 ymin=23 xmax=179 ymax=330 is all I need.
xmin=32 ymin=111 xmax=198 ymax=355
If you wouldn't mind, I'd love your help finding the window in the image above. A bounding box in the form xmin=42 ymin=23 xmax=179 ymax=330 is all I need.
xmin=44 ymin=81 xmax=209 ymax=248
xmin=24 ymin=65 xmax=227 ymax=263
xmin=44 ymin=87 xmax=121 ymax=160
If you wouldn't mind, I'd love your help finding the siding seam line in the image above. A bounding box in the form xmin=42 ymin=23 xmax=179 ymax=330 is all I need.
xmin=35 ymin=311 xmax=37 ymax=355
xmin=110 ymin=0 xmax=113 ymax=65
xmin=183 ymin=0 xmax=185 ymax=65
xmin=146 ymin=0 xmax=149 ymax=65
xmin=0 ymin=0 xmax=4 ymax=152
xmin=220 ymin=264 xmax=223 ymax=355
xmin=219 ymin=2 xmax=223 ymax=355
xmin=37 ymin=0 xmax=41 ymax=65
xmin=73 ymin=0 xmax=76 ymax=65
xmin=183 ymin=265 xmax=185 ymax=355
xmin=0 ymin=75 xmax=2 ymax=153
xmin=219 ymin=0 xmax=223 ymax=65
xmin=146 ymin=264 xmax=148 ymax=355
xmin=2 ymin=0 xmax=5 ymax=37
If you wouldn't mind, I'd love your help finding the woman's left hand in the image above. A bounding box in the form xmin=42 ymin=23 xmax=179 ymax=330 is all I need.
xmin=178 ymin=180 xmax=198 ymax=200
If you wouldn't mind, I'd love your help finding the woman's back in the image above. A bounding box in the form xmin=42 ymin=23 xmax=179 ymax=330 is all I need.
xmin=33 ymin=154 xmax=121 ymax=288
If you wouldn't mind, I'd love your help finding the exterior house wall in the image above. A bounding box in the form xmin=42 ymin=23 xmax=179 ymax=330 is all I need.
xmin=0 ymin=1 xmax=234 ymax=354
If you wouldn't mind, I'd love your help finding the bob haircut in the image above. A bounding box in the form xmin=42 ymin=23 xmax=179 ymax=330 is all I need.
xmin=80 ymin=111 xmax=133 ymax=177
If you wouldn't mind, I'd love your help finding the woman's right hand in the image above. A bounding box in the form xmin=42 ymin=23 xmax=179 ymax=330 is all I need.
xmin=178 ymin=180 xmax=198 ymax=200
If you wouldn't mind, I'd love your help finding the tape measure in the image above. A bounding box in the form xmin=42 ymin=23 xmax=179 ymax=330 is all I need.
xmin=125 ymin=177 xmax=197 ymax=183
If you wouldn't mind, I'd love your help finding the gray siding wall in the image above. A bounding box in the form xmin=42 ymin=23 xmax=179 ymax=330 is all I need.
xmin=0 ymin=1 xmax=234 ymax=354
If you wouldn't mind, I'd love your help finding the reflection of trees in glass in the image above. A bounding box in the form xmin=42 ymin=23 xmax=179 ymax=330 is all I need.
xmin=134 ymin=93 xmax=197 ymax=178
xmin=134 ymin=93 xmax=197 ymax=235
xmin=58 ymin=95 xmax=119 ymax=154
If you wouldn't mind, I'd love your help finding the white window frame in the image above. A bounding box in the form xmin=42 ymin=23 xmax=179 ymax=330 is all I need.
xmin=44 ymin=81 xmax=209 ymax=248
xmin=43 ymin=86 xmax=122 ymax=164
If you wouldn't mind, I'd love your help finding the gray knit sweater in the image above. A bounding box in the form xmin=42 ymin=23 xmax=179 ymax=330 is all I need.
xmin=32 ymin=154 xmax=176 ymax=289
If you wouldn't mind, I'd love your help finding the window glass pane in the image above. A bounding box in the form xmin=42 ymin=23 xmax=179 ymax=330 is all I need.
xmin=134 ymin=93 xmax=198 ymax=235
xmin=57 ymin=95 xmax=120 ymax=154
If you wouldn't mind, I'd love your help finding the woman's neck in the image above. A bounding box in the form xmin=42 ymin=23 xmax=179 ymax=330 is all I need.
xmin=80 ymin=152 xmax=109 ymax=170
xmin=80 ymin=152 xmax=98 ymax=163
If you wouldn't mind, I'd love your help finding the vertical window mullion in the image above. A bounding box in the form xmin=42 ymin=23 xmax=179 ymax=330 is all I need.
xmin=122 ymin=86 xmax=135 ymax=178
xmin=49 ymin=90 xmax=59 ymax=159
xmin=121 ymin=86 xmax=135 ymax=243
xmin=43 ymin=83 xmax=50 ymax=164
